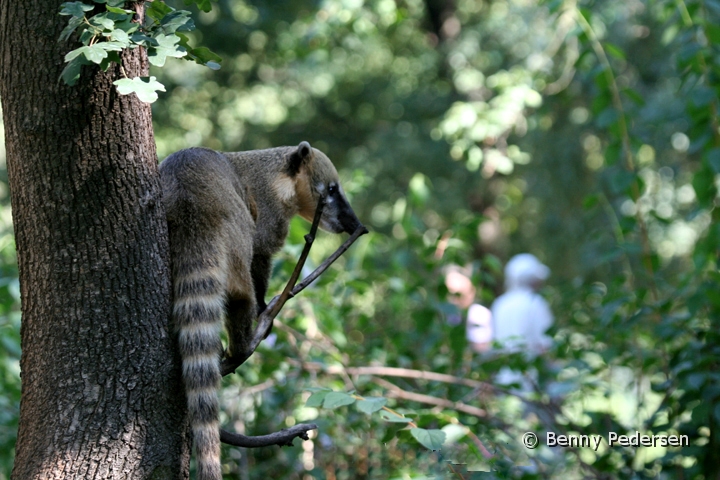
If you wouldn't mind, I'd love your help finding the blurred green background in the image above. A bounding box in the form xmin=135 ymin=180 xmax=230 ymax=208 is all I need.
xmin=2 ymin=0 xmax=720 ymax=477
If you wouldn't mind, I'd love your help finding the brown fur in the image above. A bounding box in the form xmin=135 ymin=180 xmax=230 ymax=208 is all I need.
xmin=159 ymin=142 xmax=361 ymax=480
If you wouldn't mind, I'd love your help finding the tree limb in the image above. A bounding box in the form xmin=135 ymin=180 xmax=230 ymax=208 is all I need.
xmin=220 ymin=424 xmax=318 ymax=448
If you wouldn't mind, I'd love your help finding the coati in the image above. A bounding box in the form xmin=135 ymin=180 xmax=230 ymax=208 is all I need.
xmin=159 ymin=142 xmax=361 ymax=480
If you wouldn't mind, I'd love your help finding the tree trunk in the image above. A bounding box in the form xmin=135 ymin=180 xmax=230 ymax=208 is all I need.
xmin=0 ymin=2 xmax=190 ymax=478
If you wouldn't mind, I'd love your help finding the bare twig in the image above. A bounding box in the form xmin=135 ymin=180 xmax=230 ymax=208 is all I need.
xmin=300 ymin=363 xmax=494 ymax=393
xmin=289 ymin=224 xmax=368 ymax=294
xmin=465 ymin=429 xmax=494 ymax=459
xmin=372 ymin=377 xmax=487 ymax=418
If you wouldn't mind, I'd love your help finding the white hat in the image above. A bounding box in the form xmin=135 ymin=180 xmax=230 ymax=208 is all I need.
xmin=504 ymin=253 xmax=550 ymax=289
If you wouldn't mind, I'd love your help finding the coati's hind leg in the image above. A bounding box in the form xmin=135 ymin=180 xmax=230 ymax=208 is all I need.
xmin=251 ymin=254 xmax=272 ymax=316
xmin=224 ymin=217 xmax=257 ymax=361
xmin=225 ymin=294 xmax=255 ymax=360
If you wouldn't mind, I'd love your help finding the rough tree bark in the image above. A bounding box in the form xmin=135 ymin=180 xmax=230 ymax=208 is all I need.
xmin=0 ymin=2 xmax=190 ymax=479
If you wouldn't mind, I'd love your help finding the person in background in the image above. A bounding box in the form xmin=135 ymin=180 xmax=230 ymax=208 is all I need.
xmin=491 ymin=253 xmax=553 ymax=390
xmin=444 ymin=266 xmax=493 ymax=353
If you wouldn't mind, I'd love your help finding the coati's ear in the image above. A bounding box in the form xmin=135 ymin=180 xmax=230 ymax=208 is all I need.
xmin=287 ymin=141 xmax=313 ymax=176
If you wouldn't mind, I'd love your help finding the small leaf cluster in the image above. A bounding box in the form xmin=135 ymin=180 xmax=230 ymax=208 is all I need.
xmin=305 ymin=388 xmax=446 ymax=451
xmin=58 ymin=0 xmax=221 ymax=103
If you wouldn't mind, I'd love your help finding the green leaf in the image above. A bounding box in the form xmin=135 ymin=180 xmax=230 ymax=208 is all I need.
xmin=59 ymin=15 xmax=85 ymax=42
xmin=113 ymin=76 xmax=166 ymax=103
xmin=546 ymin=0 xmax=564 ymax=14
xmin=109 ymin=28 xmax=129 ymax=43
xmin=64 ymin=45 xmax=107 ymax=64
xmin=693 ymin=166 xmax=717 ymax=207
xmin=111 ymin=15 xmax=138 ymax=35
xmin=146 ymin=1 xmax=174 ymax=21
xmin=160 ymin=10 xmax=194 ymax=34
xmin=582 ymin=193 xmax=599 ymax=210
xmin=604 ymin=142 xmax=621 ymax=166
xmin=356 ymin=397 xmax=387 ymax=414
xmin=96 ymin=41 xmax=124 ymax=52
xmin=381 ymin=423 xmax=409 ymax=443
xmin=60 ymin=56 xmax=88 ymax=86
xmin=410 ymin=428 xmax=446 ymax=450
xmin=705 ymin=24 xmax=720 ymax=44
xmin=176 ymin=33 xmax=221 ymax=69
xmin=130 ymin=33 xmax=157 ymax=46
xmin=148 ymin=34 xmax=187 ymax=67
xmin=183 ymin=0 xmax=214 ymax=13
xmin=94 ymin=0 xmax=127 ymax=6
xmin=60 ymin=2 xmax=94 ymax=18
xmin=79 ymin=28 xmax=96 ymax=44
xmin=305 ymin=390 xmax=330 ymax=407
xmin=706 ymin=148 xmax=720 ymax=174
xmin=188 ymin=46 xmax=222 ymax=64
xmin=607 ymin=169 xmax=636 ymax=195
xmin=604 ymin=42 xmax=626 ymax=61
xmin=380 ymin=411 xmax=412 ymax=423
xmin=64 ymin=46 xmax=88 ymax=62
xmin=106 ymin=5 xmax=132 ymax=14
xmin=322 ymin=392 xmax=356 ymax=409
xmin=83 ymin=44 xmax=108 ymax=63
xmin=90 ymin=13 xmax=116 ymax=30
xmin=99 ymin=51 xmax=121 ymax=71
xmin=622 ymin=87 xmax=645 ymax=106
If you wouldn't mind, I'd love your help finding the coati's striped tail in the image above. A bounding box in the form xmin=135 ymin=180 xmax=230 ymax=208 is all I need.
xmin=173 ymin=256 xmax=226 ymax=480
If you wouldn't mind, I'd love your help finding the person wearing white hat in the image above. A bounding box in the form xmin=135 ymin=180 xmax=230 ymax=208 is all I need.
xmin=491 ymin=253 xmax=553 ymax=390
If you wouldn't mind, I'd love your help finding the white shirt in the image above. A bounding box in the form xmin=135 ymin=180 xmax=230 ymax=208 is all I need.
xmin=466 ymin=303 xmax=493 ymax=344
xmin=491 ymin=287 xmax=553 ymax=358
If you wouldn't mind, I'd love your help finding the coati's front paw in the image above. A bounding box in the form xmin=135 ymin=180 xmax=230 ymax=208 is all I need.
xmin=221 ymin=350 xmax=245 ymax=375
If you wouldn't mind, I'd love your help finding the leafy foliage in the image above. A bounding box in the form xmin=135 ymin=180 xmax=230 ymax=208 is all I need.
xmin=58 ymin=0 xmax=220 ymax=102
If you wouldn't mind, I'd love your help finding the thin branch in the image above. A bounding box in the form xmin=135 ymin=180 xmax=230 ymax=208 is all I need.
xmin=372 ymin=377 xmax=487 ymax=418
xmin=228 ymin=378 xmax=276 ymax=397
xmin=290 ymin=223 xmax=369 ymax=295
xmin=465 ymin=429 xmax=494 ymax=459
xmin=220 ymin=424 xmax=317 ymax=448
xmin=302 ymin=363 xmax=494 ymax=393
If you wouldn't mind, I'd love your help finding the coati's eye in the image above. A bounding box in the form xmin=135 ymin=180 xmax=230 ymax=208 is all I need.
xmin=328 ymin=184 xmax=337 ymax=194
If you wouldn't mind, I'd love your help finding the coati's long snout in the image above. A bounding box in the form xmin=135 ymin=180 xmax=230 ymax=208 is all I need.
xmin=320 ymin=185 xmax=362 ymax=234
xmin=291 ymin=141 xmax=363 ymax=235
